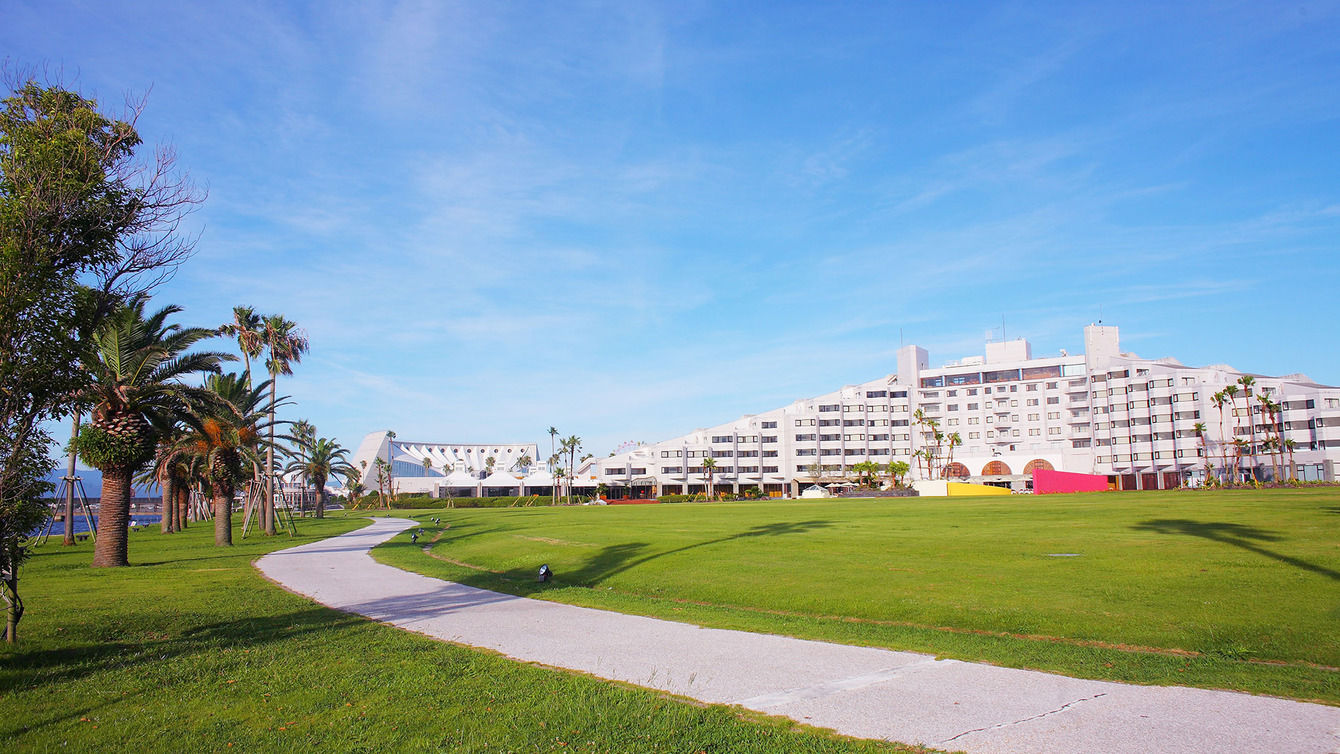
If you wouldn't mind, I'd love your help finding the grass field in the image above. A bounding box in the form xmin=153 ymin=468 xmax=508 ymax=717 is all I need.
xmin=373 ymin=488 xmax=1340 ymax=705
xmin=0 ymin=516 xmax=932 ymax=753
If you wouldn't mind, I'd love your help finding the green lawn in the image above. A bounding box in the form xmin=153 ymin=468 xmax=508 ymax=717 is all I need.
xmin=373 ymin=488 xmax=1340 ymax=705
xmin=0 ymin=516 xmax=932 ymax=753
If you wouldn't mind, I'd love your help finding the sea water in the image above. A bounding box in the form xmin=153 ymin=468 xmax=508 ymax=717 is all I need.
xmin=34 ymin=515 xmax=162 ymax=536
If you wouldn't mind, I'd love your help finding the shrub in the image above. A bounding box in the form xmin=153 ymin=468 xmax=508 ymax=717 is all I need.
xmin=390 ymin=496 xmax=556 ymax=510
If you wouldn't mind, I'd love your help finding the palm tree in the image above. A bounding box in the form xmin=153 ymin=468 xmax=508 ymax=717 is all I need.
xmin=1221 ymin=385 xmax=1240 ymax=483
xmin=511 ymin=453 xmax=532 ymax=473
xmin=888 ymin=460 xmax=910 ymax=487
xmin=943 ymin=432 xmax=962 ymax=478
xmin=284 ymin=437 xmax=354 ymax=519
xmin=74 ymin=301 xmax=228 ymax=567
xmin=701 ymin=456 xmax=717 ymax=499
xmin=261 ymin=314 xmax=309 ymax=535
xmin=175 ymin=372 xmax=276 ymax=546
xmin=1256 ymin=394 xmax=1281 ymax=482
xmin=344 ymin=473 xmax=365 ymax=510
xmin=218 ymin=306 xmax=264 ymax=386
xmin=1282 ymin=438 xmax=1298 ymax=482
xmin=561 ymin=435 xmax=581 ymax=504
xmin=1231 ymin=438 xmax=1249 ymax=484
xmin=548 ymin=427 xmax=559 ymax=472
xmin=1193 ymin=422 xmax=1209 ymax=483
xmin=1237 ymin=376 xmax=1257 ymax=480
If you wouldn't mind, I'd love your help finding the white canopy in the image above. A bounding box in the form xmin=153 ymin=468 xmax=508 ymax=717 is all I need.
xmin=444 ymin=470 xmax=479 ymax=487
xmin=481 ymin=469 xmax=522 ymax=487
xmin=521 ymin=469 xmax=554 ymax=485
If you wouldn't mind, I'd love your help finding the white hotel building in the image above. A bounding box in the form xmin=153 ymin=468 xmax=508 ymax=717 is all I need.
xmin=579 ymin=325 xmax=1340 ymax=496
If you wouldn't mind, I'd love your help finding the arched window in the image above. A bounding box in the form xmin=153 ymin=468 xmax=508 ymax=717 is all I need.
xmin=942 ymin=462 xmax=971 ymax=479
xmin=1023 ymin=459 xmax=1054 ymax=474
xmin=982 ymin=460 xmax=1012 ymax=476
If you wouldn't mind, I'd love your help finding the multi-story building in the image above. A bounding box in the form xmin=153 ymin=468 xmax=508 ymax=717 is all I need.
xmin=580 ymin=325 xmax=1340 ymax=495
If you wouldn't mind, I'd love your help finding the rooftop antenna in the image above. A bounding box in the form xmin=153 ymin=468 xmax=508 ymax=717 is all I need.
xmin=1002 ymin=315 xmax=1006 ymax=342
xmin=899 ymin=328 xmax=904 ymax=348
xmin=1098 ymin=305 xmax=1103 ymax=325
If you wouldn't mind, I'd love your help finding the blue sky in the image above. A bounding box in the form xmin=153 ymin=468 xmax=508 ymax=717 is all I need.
xmin=8 ymin=1 xmax=1340 ymax=468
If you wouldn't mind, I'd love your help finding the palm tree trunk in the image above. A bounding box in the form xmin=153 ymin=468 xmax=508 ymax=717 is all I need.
xmin=160 ymin=476 xmax=174 ymax=534
xmin=265 ymin=380 xmax=277 ymax=536
xmin=316 ymin=486 xmax=326 ymax=518
xmin=213 ymin=482 xmax=234 ymax=546
xmin=175 ymin=484 xmax=187 ymax=530
xmin=92 ymin=467 xmax=132 ymax=568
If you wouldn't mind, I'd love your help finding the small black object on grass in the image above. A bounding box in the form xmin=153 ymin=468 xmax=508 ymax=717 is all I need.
xmin=410 ymin=531 xmax=419 ymax=544
xmin=537 ymin=564 xmax=553 ymax=583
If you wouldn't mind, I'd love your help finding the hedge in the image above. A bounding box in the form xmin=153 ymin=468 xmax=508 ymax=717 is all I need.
xmin=389 ymin=496 xmax=557 ymax=509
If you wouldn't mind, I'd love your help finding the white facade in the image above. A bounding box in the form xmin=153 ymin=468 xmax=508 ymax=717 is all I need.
xmin=581 ymin=325 xmax=1340 ymax=495
xmin=350 ymin=431 xmax=541 ymax=497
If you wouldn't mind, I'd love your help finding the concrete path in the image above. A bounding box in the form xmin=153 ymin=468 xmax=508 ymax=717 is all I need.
xmin=257 ymin=517 xmax=1340 ymax=754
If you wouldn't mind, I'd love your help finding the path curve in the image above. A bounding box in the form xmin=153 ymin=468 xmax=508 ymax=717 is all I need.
xmin=257 ymin=517 xmax=1340 ymax=754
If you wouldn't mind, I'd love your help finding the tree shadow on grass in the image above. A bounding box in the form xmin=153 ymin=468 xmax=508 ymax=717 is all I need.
xmin=1132 ymin=519 xmax=1340 ymax=581
xmin=0 ymin=607 xmax=365 ymax=704
xmin=552 ymin=519 xmax=835 ymax=588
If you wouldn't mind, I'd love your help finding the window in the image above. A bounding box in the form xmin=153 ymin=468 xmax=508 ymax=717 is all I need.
xmin=820 ymin=449 xmax=841 ymax=456
xmin=967 ymin=417 xmax=980 ymax=425
xmin=866 ymin=390 xmax=887 ymax=398
xmin=984 ymin=387 xmax=992 ymax=394
xmin=891 ymin=419 xmax=909 ymax=426
xmin=661 ymin=466 xmax=679 ymax=474
xmin=819 ymin=434 xmax=840 ymax=441
xmin=986 ymin=430 xmax=995 ymax=438
xmin=1026 ymin=399 xmax=1039 ymax=406
xmin=796 ymin=448 xmax=816 ymax=456
xmin=969 ymin=432 xmax=980 ymax=439
xmin=892 ymin=391 xmax=908 ymax=398
xmin=819 ymin=404 xmax=840 ymax=412
xmin=1010 ymin=385 xmax=1019 ymax=393
xmin=843 ymin=404 xmax=863 ymax=412
xmin=843 ymin=419 xmax=864 ymax=427
xmin=1047 ymin=382 xmax=1058 ymax=389
xmin=1011 ymin=415 xmax=1020 ymax=422
xmin=795 ymin=433 xmax=816 ymax=442
xmin=1047 ymin=397 xmax=1060 ymax=404
xmin=711 ymin=435 xmax=733 ymax=444
xmin=967 ymin=403 xmax=979 ymax=410
xmin=740 ymin=435 xmax=758 ymax=442
xmin=842 ymin=434 xmax=865 ymax=442
xmin=1012 ymin=430 xmax=1021 ymax=437
xmin=737 ymin=450 xmax=758 ymax=458
xmin=1047 ymin=412 xmax=1060 ymax=420
xmin=947 ymin=404 xmax=959 ymax=411
xmin=819 ymin=419 xmax=840 ymax=427
xmin=1026 ymin=384 xmax=1038 ymax=392
xmin=761 ymin=435 xmax=778 ymax=443
xmin=631 ymin=468 xmax=646 ymax=475
xmin=711 ymin=450 xmax=733 ymax=458
xmin=967 ymin=388 xmax=978 ymax=395
xmin=763 ymin=466 xmax=779 ymax=473
xmin=1029 ymin=429 xmax=1041 ymax=436
xmin=947 ymin=390 xmax=958 ymax=397
xmin=1010 ymin=400 xmax=1019 ymax=407
xmin=794 ymin=418 xmax=816 ymax=426
xmin=761 ymin=421 xmax=777 ymax=429
xmin=870 ymin=433 xmax=889 ymax=441
xmin=844 ymin=448 xmax=864 ymax=456
xmin=738 ymin=466 xmax=759 ymax=474
xmin=1027 ymin=413 xmax=1039 ymax=421
xmin=762 ymin=450 xmax=778 ymax=457
xmin=947 ymin=418 xmax=959 ymax=426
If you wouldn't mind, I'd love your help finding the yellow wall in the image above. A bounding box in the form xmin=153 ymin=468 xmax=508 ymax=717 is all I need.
xmin=945 ymin=482 xmax=1012 ymax=496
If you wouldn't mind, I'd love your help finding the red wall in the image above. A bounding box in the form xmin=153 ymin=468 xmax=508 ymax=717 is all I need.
xmin=1033 ymin=468 xmax=1109 ymax=494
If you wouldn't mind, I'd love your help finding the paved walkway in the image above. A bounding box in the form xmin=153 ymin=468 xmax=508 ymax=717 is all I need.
xmin=256 ymin=518 xmax=1340 ymax=754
